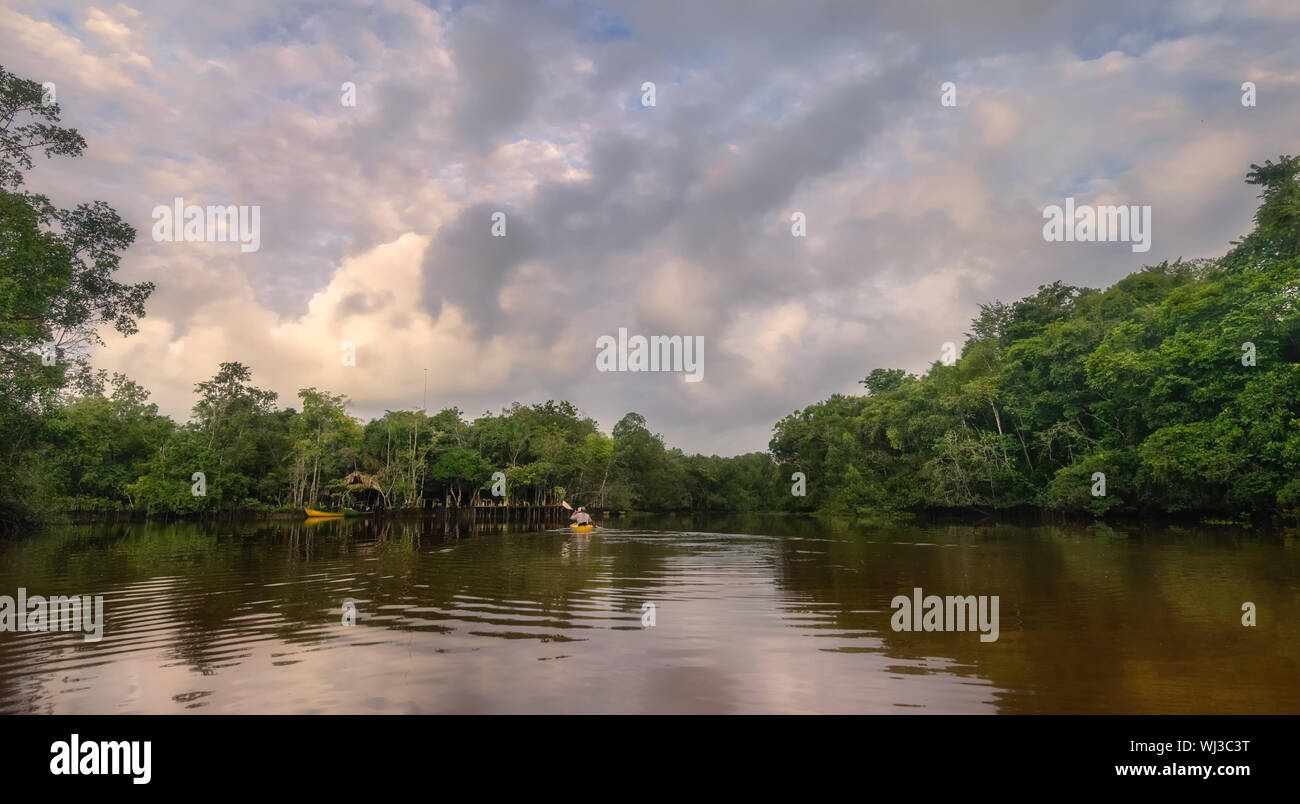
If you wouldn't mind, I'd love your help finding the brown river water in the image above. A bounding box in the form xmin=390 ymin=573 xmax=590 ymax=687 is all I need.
xmin=0 ymin=514 xmax=1296 ymax=714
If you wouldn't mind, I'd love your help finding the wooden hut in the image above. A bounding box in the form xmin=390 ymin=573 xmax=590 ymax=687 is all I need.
xmin=342 ymin=470 xmax=386 ymax=511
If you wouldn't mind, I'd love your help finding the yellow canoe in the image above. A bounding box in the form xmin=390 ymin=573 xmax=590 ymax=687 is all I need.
xmin=569 ymin=523 xmax=594 ymax=533
xmin=304 ymin=508 xmax=344 ymax=518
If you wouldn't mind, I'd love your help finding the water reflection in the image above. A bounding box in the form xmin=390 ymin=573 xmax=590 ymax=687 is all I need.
xmin=0 ymin=514 xmax=1295 ymax=713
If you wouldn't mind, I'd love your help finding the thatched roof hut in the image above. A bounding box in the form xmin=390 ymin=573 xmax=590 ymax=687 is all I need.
xmin=342 ymin=471 xmax=386 ymax=509
xmin=342 ymin=470 xmax=382 ymax=491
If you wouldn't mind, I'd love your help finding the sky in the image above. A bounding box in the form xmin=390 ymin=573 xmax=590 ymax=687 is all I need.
xmin=3 ymin=0 xmax=1299 ymax=455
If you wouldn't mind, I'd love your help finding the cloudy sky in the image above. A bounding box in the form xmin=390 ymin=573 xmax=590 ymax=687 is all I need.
xmin=4 ymin=0 xmax=1299 ymax=455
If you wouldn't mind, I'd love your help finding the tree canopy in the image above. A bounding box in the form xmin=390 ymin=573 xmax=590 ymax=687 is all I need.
xmin=772 ymin=156 xmax=1300 ymax=519
xmin=0 ymin=65 xmax=154 ymax=533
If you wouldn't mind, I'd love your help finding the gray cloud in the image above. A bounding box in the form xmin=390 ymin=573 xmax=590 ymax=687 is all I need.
xmin=2 ymin=0 xmax=1298 ymax=454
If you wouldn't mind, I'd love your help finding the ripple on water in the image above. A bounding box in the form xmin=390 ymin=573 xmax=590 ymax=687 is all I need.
xmin=0 ymin=517 xmax=1297 ymax=714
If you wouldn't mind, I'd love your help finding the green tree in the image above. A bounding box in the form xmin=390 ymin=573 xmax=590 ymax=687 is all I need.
xmin=0 ymin=66 xmax=153 ymax=531
xmin=289 ymin=388 xmax=361 ymax=508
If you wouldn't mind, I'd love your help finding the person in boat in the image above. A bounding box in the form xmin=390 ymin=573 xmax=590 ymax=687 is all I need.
xmin=570 ymin=507 xmax=593 ymax=526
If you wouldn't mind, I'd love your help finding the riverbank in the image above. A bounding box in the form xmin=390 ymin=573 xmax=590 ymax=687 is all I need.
xmin=8 ymin=502 xmax=1285 ymax=531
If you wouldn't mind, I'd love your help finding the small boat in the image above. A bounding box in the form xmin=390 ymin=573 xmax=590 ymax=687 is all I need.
xmin=304 ymin=508 xmax=373 ymax=518
xmin=304 ymin=508 xmax=344 ymax=518
xmin=569 ymin=523 xmax=594 ymax=533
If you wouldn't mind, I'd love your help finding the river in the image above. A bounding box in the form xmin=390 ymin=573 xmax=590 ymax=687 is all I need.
xmin=0 ymin=514 xmax=1296 ymax=713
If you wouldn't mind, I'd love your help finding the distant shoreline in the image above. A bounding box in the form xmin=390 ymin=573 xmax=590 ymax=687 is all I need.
xmin=23 ymin=505 xmax=1279 ymax=529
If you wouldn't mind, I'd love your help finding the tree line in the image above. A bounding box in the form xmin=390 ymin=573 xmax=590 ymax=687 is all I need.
xmin=771 ymin=155 xmax=1300 ymax=519
xmin=30 ymin=365 xmax=785 ymax=515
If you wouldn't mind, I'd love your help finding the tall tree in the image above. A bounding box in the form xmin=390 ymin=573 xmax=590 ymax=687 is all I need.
xmin=0 ymin=66 xmax=153 ymax=531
